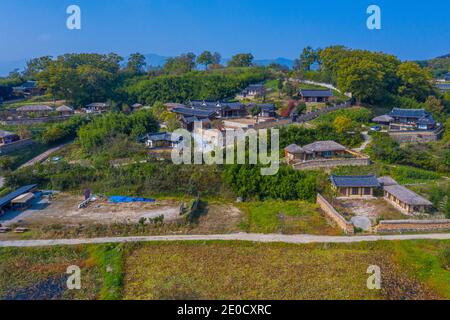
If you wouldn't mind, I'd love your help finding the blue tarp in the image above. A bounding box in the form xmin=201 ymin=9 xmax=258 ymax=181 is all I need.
xmin=108 ymin=196 xmax=155 ymax=203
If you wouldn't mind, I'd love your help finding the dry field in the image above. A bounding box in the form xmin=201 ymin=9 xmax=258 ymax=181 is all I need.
xmin=1 ymin=240 xmax=449 ymax=300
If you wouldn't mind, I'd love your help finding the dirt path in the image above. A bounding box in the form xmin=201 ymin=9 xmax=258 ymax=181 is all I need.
xmin=19 ymin=142 xmax=71 ymax=169
xmin=1 ymin=232 xmax=450 ymax=248
xmin=352 ymin=131 xmax=371 ymax=153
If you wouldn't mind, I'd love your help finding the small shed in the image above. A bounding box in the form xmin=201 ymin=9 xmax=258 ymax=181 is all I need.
xmin=56 ymin=105 xmax=74 ymax=116
xmin=11 ymin=192 xmax=35 ymax=209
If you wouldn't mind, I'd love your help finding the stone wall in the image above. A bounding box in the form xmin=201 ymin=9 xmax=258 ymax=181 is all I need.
xmin=296 ymin=101 xmax=352 ymax=123
xmin=376 ymin=219 xmax=450 ymax=233
xmin=0 ymin=139 xmax=34 ymax=155
xmin=388 ymin=128 xmax=443 ymax=143
xmin=293 ymin=157 xmax=371 ymax=170
xmin=316 ymin=194 xmax=354 ymax=234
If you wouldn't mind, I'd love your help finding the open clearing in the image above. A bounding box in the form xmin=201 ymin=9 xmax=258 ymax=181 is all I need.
xmin=1 ymin=240 xmax=449 ymax=300
xmin=0 ymin=193 xmax=182 ymax=226
xmin=335 ymin=198 xmax=408 ymax=222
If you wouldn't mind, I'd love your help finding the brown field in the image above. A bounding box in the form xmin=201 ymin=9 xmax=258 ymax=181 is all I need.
xmin=122 ymin=241 xmax=448 ymax=300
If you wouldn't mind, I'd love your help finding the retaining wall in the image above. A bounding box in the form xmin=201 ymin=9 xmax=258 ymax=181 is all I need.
xmin=388 ymin=128 xmax=443 ymax=143
xmin=316 ymin=194 xmax=354 ymax=234
xmin=293 ymin=157 xmax=370 ymax=170
xmin=0 ymin=115 xmax=72 ymax=125
xmin=376 ymin=219 xmax=450 ymax=233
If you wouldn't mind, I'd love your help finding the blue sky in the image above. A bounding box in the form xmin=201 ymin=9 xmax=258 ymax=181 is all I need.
xmin=0 ymin=0 xmax=449 ymax=63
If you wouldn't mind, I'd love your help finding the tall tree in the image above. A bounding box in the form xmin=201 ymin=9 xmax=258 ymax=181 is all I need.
xmin=24 ymin=56 xmax=53 ymax=79
xmin=337 ymin=58 xmax=385 ymax=104
xmin=164 ymin=53 xmax=197 ymax=74
xmin=294 ymin=46 xmax=317 ymax=72
xmin=127 ymin=53 xmax=147 ymax=74
xmin=197 ymin=51 xmax=214 ymax=70
xmin=228 ymin=53 xmax=254 ymax=68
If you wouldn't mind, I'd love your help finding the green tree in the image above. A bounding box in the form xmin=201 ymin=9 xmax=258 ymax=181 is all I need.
xmin=397 ymin=62 xmax=434 ymax=102
xmin=294 ymin=46 xmax=318 ymax=72
xmin=333 ymin=115 xmax=353 ymax=133
xmin=337 ymin=58 xmax=385 ymax=104
xmin=197 ymin=51 xmax=214 ymax=70
xmin=228 ymin=53 xmax=254 ymax=68
xmin=24 ymin=56 xmax=53 ymax=79
xmin=127 ymin=53 xmax=146 ymax=74
xmin=164 ymin=53 xmax=197 ymax=75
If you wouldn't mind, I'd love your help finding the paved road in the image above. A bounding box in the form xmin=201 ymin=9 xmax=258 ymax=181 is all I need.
xmin=1 ymin=232 xmax=450 ymax=248
xmin=19 ymin=142 xmax=70 ymax=169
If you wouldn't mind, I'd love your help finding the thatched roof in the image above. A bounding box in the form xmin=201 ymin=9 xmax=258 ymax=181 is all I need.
xmin=377 ymin=176 xmax=398 ymax=186
xmin=56 ymin=105 xmax=74 ymax=112
xmin=284 ymin=144 xmax=304 ymax=154
xmin=302 ymin=140 xmax=347 ymax=153
xmin=384 ymin=185 xmax=432 ymax=206
xmin=17 ymin=105 xmax=53 ymax=112
xmin=372 ymin=115 xmax=394 ymax=123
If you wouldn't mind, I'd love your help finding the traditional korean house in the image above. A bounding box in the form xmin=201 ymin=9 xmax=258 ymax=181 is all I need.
xmin=171 ymin=107 xmax=216 ymax=131
xmin=12 ymin=81 xmax=44 ymax=97
xmin=299 ymin=89 xmax=333 ymax=103
xmin=145 ymin=132 xmax=183 ymax=149
xmin=330 ymin=175 xmax=380 ymax=198
xmin=238 ymin=84 xmax=266 ymax=98
xmin=383 ymin=184 xmax=433 ymax=214
xmin=56 ymin=105 xmax=74 ymax=116
xmin=188 ymin=100 xmax=247 ymax=118
xmin=16 ymin=105 xmax=54 ymax=117
xmin=248 ymin=103 xmax=277 ymax=118
xmin=85 ymin=102 xmax=110 ymax=113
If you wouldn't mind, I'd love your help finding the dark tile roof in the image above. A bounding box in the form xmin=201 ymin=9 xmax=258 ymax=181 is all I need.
xmin=437 ymin=83 xmax=450 ymax=91
xmin=300 ymin=89 xmax=333 ymax=98
xmin=0 ymin=130 xmax=17 ymax=138
xmin=147 ymin=132 xmax=181 ymax=143
xmin=384 ymin=184 xmax=433 ymax=206
xmin=330 ymin=175 xmax=380 ymax=188
xmin=13 ymin=81 xmax=37 ymax=90
xmin=0 ymin=184 xmax=38 ymax=208
xmin=172 ymin=107 xmax=216 ymax=118
xmin=417 ymin=116 xmax=436 ymax=125
xmin=248 ymin=103 xmax=276 ymax=112
xmin=302 ymin=140 xmax=347 ymax=153
xmin=389 ymin=108 xmax=428 ymax=119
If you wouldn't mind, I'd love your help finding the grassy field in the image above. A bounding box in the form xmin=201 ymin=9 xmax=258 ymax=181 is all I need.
xmin=238 ymin=201 xmax=341 ymax=235
xmin=1 ymin=240 xmax=449 ymax=300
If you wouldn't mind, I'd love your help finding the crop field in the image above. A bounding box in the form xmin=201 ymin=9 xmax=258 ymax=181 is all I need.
xmin=1 ymin=240 xmax=449 ymax=300
xmin=238 ymin=201 xmax=341 ymax=235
